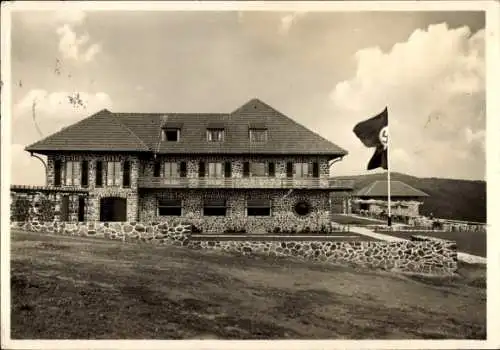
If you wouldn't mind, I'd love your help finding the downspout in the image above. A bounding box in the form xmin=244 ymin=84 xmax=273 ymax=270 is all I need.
xmin=30 ymin=152 xmax=48 ymax=186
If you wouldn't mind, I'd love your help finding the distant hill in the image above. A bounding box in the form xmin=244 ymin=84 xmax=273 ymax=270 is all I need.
xmin=333 ymin=172 xmax=486 ymax=223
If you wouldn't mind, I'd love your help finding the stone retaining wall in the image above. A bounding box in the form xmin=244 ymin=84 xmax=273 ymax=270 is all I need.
xmin=11 ymin=221 xmax=458 ymax=275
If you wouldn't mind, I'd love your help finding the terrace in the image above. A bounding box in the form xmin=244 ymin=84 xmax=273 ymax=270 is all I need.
xmin=138 ymin=177 xmax=355 ymax=190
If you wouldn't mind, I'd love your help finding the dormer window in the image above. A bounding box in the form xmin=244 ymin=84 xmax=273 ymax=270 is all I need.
xmin=207 ymin=122 xmax=225 ymax=142
xmin=249 ymin=123 xmax=268 ymax=143
xmin=161 ymin=122 xmax=183 ymax=142
xmin=207 ymin=129 xmax=224 ymax=142
xmin=162 ymin=128 xmax=180 ymax=142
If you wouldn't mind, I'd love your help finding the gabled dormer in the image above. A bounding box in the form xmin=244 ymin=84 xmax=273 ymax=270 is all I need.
xmin=206 ymin=122 xmax=225 ymax=142
xmin=161 ymin=121 xmax=183 ymax=142
xmin=248 ymin=122 xmax=268 ymax=143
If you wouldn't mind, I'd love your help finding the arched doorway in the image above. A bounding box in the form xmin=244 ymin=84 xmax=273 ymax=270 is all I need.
xmin=100 ymin=197 xmax=127 ymax=222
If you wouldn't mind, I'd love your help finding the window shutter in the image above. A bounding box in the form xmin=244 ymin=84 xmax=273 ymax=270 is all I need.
xmin=243 ymin=162 xmax=250 ymax=177
xmin=180 ymin=161 xmax=187 ymax=178
xmin=81 ymin=160 xmax=89 ymax=187
xmin=106 ymin=162 xmax=113 ymax=186
xmin=54 ymin=160 xmax=62 ymax=186
xmin=286 ymin=162 xmax=293 ymax=178
xmin=153 ymin=161 xmax=161 ymax=177
xmin=123 ymin=160 xmax=131 ymax=187
xmin=199 ymin=161 xmax=205 ymax=177
xmin=224 ymin=161 xmax=232 ymax=178
xmin=268 ymin=162 xmax=275 ymax=177
xmin=312 ymin=162 xmax=319 ymax=178
xmin=96 ymin=161 xmax=103 ymax=187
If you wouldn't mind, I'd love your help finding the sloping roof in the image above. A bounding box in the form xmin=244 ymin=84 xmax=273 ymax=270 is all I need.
xmin=354 ymin=180 xmax=429 ymax=198
xmin=25 ymin=98 xmax=348 ymax=157
xmin=25 ymin=109 xmax=150 ymax=152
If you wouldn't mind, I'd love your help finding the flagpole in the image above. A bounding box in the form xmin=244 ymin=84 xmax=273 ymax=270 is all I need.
xmin=387 ymin=108 xmax=392 ymax=228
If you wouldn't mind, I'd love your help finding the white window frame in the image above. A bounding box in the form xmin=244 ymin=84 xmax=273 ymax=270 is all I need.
xmin=249 ymin=129 xmax=268 ymax=143
xmin=294 ymin=162 xmax=309 ymax=178
xmin=207 ymin=129 xmax=224 ymax=142
xmin=64 ymin=161 xmax=79 ymax=186
xmin=162 ymin=128 xmax=180 ymax=142
xmin=107 ymin=161 xmax=121 ymax=186
xmin=163 ymin=162 xmax=178 ymax=178
xmin=207 ymin=162 xmax=223 ymax=178
xmin=250 ymin=162 xmax=267 ymax=177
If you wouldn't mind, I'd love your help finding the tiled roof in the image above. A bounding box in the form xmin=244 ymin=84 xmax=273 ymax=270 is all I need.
xmin=25 ymin=109 xmax=150 ymax=152
xmin=25 ymin=98 xmax=348 ymax=157
xmin=354 ymin=180 xmax=429 ymax=198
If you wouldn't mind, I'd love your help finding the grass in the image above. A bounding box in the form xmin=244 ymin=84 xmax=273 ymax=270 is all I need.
xmin=10 ymin=230 xmax=486 ymax=339
xmin=330 ymin=214 xmax=384 ymax=226
xmin=381 ymin=230 xmax=486 ymax=257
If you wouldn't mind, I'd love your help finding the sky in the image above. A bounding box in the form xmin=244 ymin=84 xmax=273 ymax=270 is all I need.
xmin=8 ymin=7 xmax=486 ymax=185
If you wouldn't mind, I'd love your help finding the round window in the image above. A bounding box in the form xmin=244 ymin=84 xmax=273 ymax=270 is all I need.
xmin=294 ymin=200 xmax=311 ymax=216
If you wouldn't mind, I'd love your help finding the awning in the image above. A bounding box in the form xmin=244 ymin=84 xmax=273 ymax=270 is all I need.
xmin=162 ymin=122 xmax=184 ymax=129
xmin=249 ymin=122 xmax=267 ymax=129
xmin=204 ymin=199 xmax=227 ymax=207
xmin=158 ymin=199 xmax=181 ymax=207
xmin=247 ymin=199 xmax=271 ymax=208
xmin=207 ymin=122 xmax=225 ymax=129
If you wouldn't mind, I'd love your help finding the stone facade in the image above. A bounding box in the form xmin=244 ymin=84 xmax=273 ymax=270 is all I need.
xmin=11 ymin=221 xmax=458 ymax=275
xmin=39 ymin=153 xmax=338 ymax=232
xmin=139 ymin=189 xmax=331 ymax=233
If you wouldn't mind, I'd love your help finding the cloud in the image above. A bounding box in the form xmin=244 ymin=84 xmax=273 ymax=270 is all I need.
xmin=53 ymin=10 xmax=87 ymax=25
xmin=56 ymin=24 xmax=101 ymax=62
xmin=279 ymin=12 xmax=307 ymax=35
xmin=329 ymin=23 xmax=485 ymax=180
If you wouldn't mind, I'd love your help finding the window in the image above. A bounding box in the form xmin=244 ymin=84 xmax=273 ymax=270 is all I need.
xmin=96 ymin=161 xmax=103 ymax=187
xmin=107 ymin=161 xmax=121 ymax=186
xmin=158 ymin=199 xmax=182 ymax=216
xmin=81 ymin=160 xmax=89 ymax=187
xmin=162 ymin=128 xmax=180 ymax=142
xmin=203 ymin=199 xmax=227 ymax=216
xmin=199 ymin=161 xmax=206 ymax=177
xmin=207 ymin=129 xmax=224 ymax=142
xmin=180 ymin=161 xmax=187 ymax=178
xmin=65 ymin=161 xmax=79 ymax=186
xmin=250 ymin=162 xmax=266 ymax=177
xmin=312 ymin=162 xmax=319 ymax=178
xmin=268 ymin=162 xmax=275 ymax=177
xmin=286 ymin=162 xmax=293 ymax=178
xmin=249 ymin=129 xmax=268 ymax=143
xmin=224 ymin=161 xmax=232 ymax=178
xmin=164 ymin=162 xmax=178 ymax=178
xmin=153 ymin=161 xmax=161 ymax=177
xmin=294 ymin=200 xmax=311 ymax=216
xmin=123 ymin=161 xmax=131 ymax=187
xmin=294 ymin=162 xmax=309 ymax=178
xmin=208 ymin=162 xmax=223 ymax=178
xmin=247 ymin=199 xmax=271 ymax=216
xmin=54 ymin=160 xmax=62 ymax=187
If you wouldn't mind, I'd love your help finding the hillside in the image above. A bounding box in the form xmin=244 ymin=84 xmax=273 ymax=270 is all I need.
xmin=333 ymin=172 xmax=486 ymax=223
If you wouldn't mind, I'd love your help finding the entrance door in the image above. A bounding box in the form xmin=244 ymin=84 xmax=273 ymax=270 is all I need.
xmin=78 ymin=196 xmax=85 ymax=222
xmin=60 ymin=195 xmax=70 ymax=221
xmin=100 ymin=197 xmax=127 ymax=222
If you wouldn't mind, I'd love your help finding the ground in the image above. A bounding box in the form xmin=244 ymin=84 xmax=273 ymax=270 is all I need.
xmin=383 ymin=230 xmax=486 ymax=257
xmin=10 ymin=231 xmax=486 ymax=339
xmin=330 ymin=214 xmax=487 ymax=257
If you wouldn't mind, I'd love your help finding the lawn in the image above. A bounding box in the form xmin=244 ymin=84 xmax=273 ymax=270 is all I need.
xmin=330 ymin=214 xmax=384 ymax=226
xmin=10 ymin=230 xmax=486 ymax=339
xmin=381 ymin=230 xmax=486 ymax=257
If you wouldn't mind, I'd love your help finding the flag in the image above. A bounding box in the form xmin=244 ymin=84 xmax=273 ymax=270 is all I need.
xmin=353 ymin=107 xmax=388 ymax=170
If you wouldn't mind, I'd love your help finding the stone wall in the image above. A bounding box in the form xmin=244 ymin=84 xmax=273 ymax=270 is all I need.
xmin=139 ymin=189 xmax=332 ymax=233
xmin=12 ymin=221 xmax=458 ymax=275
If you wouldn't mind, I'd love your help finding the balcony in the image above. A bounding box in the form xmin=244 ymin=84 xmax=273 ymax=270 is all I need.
xmin=138 ymin=176 xmax=355 ymax=190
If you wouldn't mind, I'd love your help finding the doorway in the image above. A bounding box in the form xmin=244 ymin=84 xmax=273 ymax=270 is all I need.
xmin=78 ymin=196 xmax=85 ymax=222
xmin=99 ymin=197 xmax=127 ymax=222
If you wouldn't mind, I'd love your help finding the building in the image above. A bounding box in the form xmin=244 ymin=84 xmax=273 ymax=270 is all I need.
xmin=23 ymin=98 xmax=354 ymax=233
xmin=351 ymin=180 xmax=429 ymax=222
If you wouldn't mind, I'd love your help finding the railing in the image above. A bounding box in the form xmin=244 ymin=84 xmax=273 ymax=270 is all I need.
xmin=138 ymin=176 xmax=355 ymax=190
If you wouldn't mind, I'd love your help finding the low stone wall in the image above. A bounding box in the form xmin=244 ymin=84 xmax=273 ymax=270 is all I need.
xmin=11 ymin=221 xmax=191 ymax=245
xmin=11 ymin=221 xmax=458 ymax=275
